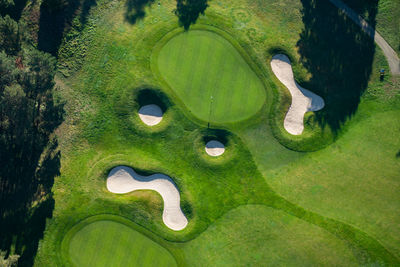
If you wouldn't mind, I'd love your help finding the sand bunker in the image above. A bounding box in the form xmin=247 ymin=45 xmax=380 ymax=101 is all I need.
xmin=107 ymin=166 xmax=188 ymax=231
xmin=271 ymin=54 xmax=325 ymax=135
xmin=205 ymin=140 xmax=225 ymax=157
xmin=138 ymin=104 xmax=163 ymax=126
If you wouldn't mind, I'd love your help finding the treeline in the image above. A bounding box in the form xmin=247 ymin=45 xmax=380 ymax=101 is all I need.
xmin=0 ymin=0 xmax=209 ymax=265
xmin=0 ymin=1 xmax=63 ymax=265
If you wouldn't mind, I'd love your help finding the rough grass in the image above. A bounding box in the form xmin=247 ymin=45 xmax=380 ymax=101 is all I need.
xmin=157 ymin=29 xmax=266 ymax=123
xmin=67 ymin=219 xmax=177 ymax=267
xmin=183 ymin=205 xmax=358 ymax=266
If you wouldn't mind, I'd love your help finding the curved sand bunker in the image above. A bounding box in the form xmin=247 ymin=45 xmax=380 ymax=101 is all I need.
xmin=205 ymin=140 xmax=225 ymax=157
xmin=271 ymin=54 xmax=325 ymax=135
xmin=138 ymin=104 xmax=163 ymax=126
xmin=107 ymin=166 xmax=188 ymax=231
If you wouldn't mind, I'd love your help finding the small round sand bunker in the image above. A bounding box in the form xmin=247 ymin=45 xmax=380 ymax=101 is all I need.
xmin=205 ymin=140 xmax=225 ymax=157
xmin=138 ymin=104 xmax=163 ymax=126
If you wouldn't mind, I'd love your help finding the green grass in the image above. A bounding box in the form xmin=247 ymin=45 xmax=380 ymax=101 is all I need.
xmin=66 ymin=217 xmax=177 ymax=267
xmin=156 ymin=29 xmax=266 ymax=124
xmin=267 ymin=107 xmax=400 ymax=258
xmin=183 ymin=205 xmax=358 ymax=266
xmin=33 ymin=0 xmax=400 ymax=266
xmin=376 ymin=0 xmax=400 ymax=55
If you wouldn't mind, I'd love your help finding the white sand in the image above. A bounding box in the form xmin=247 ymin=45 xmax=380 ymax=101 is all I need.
xmin=205 ymin=140 xmax=225 ymax=157
xmin=138 ymin=104 xmax=163 ymax=126
xmin=107 ymin=166 xmax=188 ymax=231
xmin=270 ymin=54 xmax=325 ymax=135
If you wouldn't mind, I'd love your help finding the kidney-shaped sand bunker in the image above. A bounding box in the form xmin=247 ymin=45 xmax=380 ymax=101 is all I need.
xmin=270 ymin=54 xmax=325 ymax=135
xmin=107 ymin=166 xmax=188 ymax=231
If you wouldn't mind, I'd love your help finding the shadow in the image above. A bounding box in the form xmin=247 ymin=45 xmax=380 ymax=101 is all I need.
xmin=0 ymin=0 xmax=29 ymax=21
xmin=124 ymin=0 xmax=155 ymax=24
xmin=396 ymin=150 xmax=400 ymax=158
xmin=37 ymin=0 xmax=96 ymax=56
xmin=79 ymin=0 xmax=97 ymax=25
xmin=0 ymin=51 xmax=64 ymax=265
xmin=296 ymin=0 xmax=377 ymax=133
xmin=136 ymin=88 xmax=170 ymax=113
xmin=202 ymin=128 xmax=231 ymax=146
xmin=339 ymin=0 xmax=379 ymax=23
xmin=174 ymin=0 xmax=209 ymax=30
xmin=37 ymin=0 xmax=79 ymax=56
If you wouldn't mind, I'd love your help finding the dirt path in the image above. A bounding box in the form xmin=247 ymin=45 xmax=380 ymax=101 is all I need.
xmin=329 ymin=0 xmax=400 ymax=75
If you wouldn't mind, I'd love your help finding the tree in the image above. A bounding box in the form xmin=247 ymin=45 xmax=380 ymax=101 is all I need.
xmin=0 ymin=39 xmax=63 ymax=267
xmin=0 ymin=0 xmax=14 ymax=8
xmin=0 ymin=15 xmax=26 ymax=56
xmin=0 ymin=52 xmax=18 ymax=91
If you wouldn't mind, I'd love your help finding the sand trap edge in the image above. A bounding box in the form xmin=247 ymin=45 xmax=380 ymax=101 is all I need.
xmin=106 ymin=166 xmax=188 ymax=231
xmin=138 ymin=104 xmax=163 ymax=126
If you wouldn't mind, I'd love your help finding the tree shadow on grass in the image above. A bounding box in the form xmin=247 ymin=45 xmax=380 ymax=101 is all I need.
xmin=339 ymin=0 xmax=379 ymax=24
xmin=0 ymin=139 xmax=62 ymax=266
xmin=396 ymin=150 xmax=400 ymax=158
xmin=0 ymin=55 xmax=64 ymax=264
xmin=0 ymin=0 xmax=29 ymax=21
xmin=296 ymin=0 xmax=377 ymax=133
xmin=37 ymin=0 xmax=97 ymax=56
xmin=174 ymin=0 xmax=209 ymax=30
xmin=124 ymin=0 xmax=155 ymax=24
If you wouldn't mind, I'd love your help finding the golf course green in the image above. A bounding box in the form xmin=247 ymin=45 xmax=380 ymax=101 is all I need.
xmin=66 ymin=218 xmax=177 ymax=267
xmin=157 ymin=30 xmax=266 ymax=123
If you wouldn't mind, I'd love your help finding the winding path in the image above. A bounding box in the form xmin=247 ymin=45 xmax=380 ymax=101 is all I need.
xmin=107 ymin=166 xmax=188 ymax=231
xmin=329 ymin=0 xmax=400 ymax=75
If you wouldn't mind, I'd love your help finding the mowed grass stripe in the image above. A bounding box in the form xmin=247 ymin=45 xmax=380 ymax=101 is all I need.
xmin=68 ymin=220 xmax=177 ymax=267
xmin=157 ymin=30 xmax=266 ymax=123
xmin=185 ymin=35 xmax=214 ymax=115
xmin=214 ymin=55 xmax=241 ymax=122
xmin=196 ymin=37 xmax=218 ymax=117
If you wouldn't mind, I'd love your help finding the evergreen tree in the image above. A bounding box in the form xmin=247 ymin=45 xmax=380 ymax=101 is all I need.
xmin=0 ymin=15 xmax=26 ymax=56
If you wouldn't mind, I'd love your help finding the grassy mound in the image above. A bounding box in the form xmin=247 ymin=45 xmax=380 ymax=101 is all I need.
xmin=65 ymin=217 xmax=177 ymax=267
xmin=157 ymin=30 xmax=266 ymax=124
xmin=183 ymin=205 xmax=357 ymax=266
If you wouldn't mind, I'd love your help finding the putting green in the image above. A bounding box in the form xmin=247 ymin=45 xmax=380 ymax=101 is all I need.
xmin=157 ymin=30 xmax=266 ymax=123
xmin=67 ymin=219 xmax=177 ymax=267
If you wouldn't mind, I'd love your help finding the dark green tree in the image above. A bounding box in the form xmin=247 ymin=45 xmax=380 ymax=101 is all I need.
xmin=0 ymin=35 xmax=63 ymax=266
xmin=0 ymin=0 xmax=14 ymax=8
xmin=0 ymin=15 xmax=26 ymax=56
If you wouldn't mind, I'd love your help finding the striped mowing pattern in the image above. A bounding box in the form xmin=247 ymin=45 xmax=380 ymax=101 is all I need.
xmin=158 ymin=30 xmax=266 ymax=123
xmin=68 ymin=220 xmax=177 ymax=267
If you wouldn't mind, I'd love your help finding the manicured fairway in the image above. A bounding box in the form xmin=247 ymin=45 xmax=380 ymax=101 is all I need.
xmin=183 ymin=205 xmax=357 ymax=266
xmin=157 ymin=30 xmax=266 ymax=123
xmin=267 ymin=109 xmax=400 ymax=258
xmin=67 ymin=220 xmax=177 ymax=267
